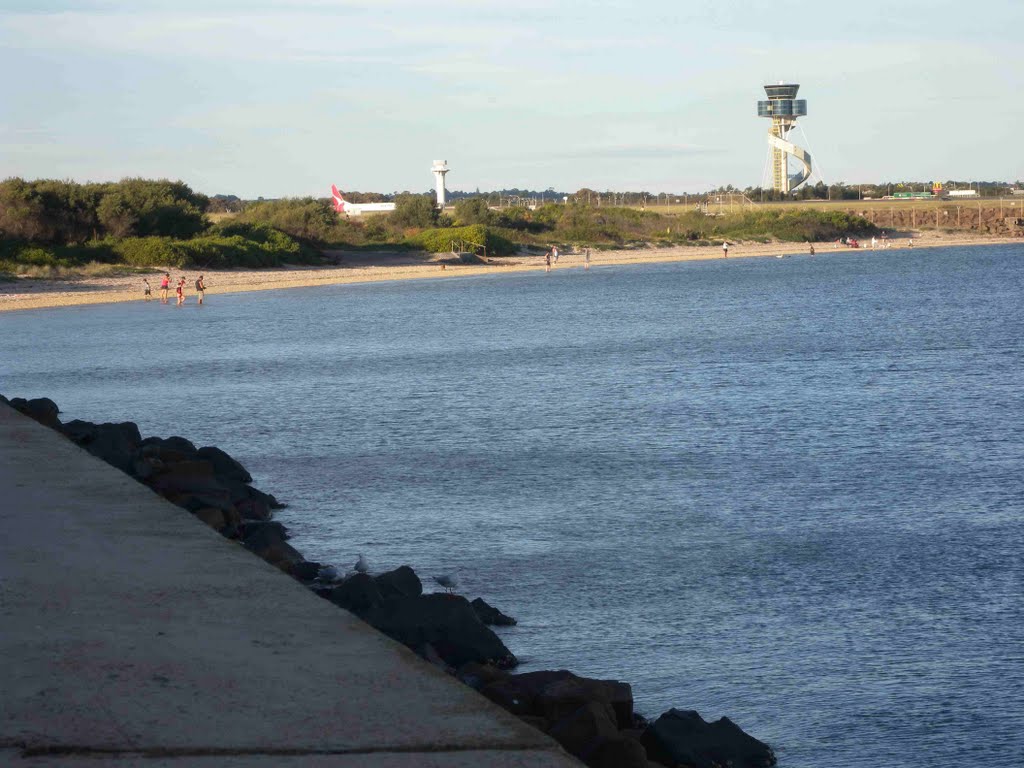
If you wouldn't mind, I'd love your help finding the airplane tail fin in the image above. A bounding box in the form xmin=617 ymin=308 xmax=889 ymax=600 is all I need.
xmin=330 ymin=184 xmax=346 ymax=212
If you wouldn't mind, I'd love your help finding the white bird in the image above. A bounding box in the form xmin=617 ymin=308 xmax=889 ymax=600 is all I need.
xmin=354 ymin=553 xmax=370 ymax=574
xmin=432 ymin=573 xmax=460 ymax=593
xmin=317 ymin=564 xmax=340 ymax=582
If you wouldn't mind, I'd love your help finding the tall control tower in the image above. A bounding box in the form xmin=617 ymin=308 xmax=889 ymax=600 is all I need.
xmin=431 ymin=160 xmax=449 ymax=207
xmin=757 ymin=83 xmax=811 ymax=193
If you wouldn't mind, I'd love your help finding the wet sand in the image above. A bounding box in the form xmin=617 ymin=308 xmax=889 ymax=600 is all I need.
xmin=1 ymin=231 xmax=1018 ymax=313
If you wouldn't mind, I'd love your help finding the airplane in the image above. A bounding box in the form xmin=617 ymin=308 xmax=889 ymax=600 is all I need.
xmin=330 ymin=184 xmax=396 ymax=216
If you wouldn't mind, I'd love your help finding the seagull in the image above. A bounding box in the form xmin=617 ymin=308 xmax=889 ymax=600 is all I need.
xmin=432 ymin=573 xmax=460 ymax=594
xmin=317 ymin=564 xmax=340 ymax=582
xmin=354 ymin=553 xmax=370 ymax=575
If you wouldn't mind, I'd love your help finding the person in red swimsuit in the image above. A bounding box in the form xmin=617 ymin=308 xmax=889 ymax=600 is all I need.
xmin=160 ymin=273 xmax=170 ymax=303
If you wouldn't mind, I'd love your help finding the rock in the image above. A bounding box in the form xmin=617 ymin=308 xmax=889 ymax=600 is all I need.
xmin=547 ymin=700 xmax=618 ymax=763
xmin=193 ymin=507 xmax=226 ymax=531
xmin=480 ymin=670 xmax=574 ymax=716
xmin=59 ymin=418 xmax=96 ymax=443
xmin=234 ymin=495 xmax=273 ymax=522
xmin=148 ymin=466 xmax=230 ymax=498
xmin=139 ymin=442 xmax=195 ymax=465
xmin=537 ymin=676 xmax=626 ymax=729
xmin=456 ymin=661 xmax=510 ymax=691
xmin=362 ymin=593 xmax=518 ymax=670
xmin=197 ymin=445 xmax=252 ymax=483
xmin=318 ymin=573 xmax=384 ymax=615
xmin=640 ymin=709 xmax=776 ymax=768
xmin=480 ymin=670 xmax=633 ymax=730
xmin=517 ymin=714 xmax=548 ymax=732
xmin=61 ymin=420 xmax=141 ymax=474
xmin=290 ymin=561 xmax=322 ymax=582
xmin=239 ymin=521 xmax=303 ymax=568
xmin=374 ymin=565 xmax=423 ymax=599
xmin=17 ymin=397 xmax=61 ymax=428
xmin=471 ymin=597 xmax=517 ymax=626
xmin=161 ymin=435 xmax=198 ymax=455
xmin=589 ymin=736 xmax=648 ymax=768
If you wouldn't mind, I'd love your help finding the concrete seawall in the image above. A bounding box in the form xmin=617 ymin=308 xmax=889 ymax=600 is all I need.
xmin=0 ymin=405 xmax=580 ymax=766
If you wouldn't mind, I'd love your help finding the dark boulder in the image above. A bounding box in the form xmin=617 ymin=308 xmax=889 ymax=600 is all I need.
xmin=589 ymin=736 xmax=648 ymax=768
xmin=640 ymin=709 xmax=776 ymax=768
xmin=318 ymin=573 xmax=384 ymax=615
xmin=197 ymin=445 xmax=252 ymax=484
xmin=480 ymin=670 xmax=632 ymax=729
xmin=471 ymin=597 xmax=517 ymax=626
xmin=148 ymin=465 xmax=230 ymax=498
xmin=480 ymin=670 xmax=574 ymax=716
xmin=538 ymin=675 xmax=633 ymax=730
xmin=161 ymin=435 xmax=198 ymax=455
xmin=290 ymin=561 xmax=322 ymax=582
xmin=61 ymin=420 xmax=141 ymax=474
xmin=17 ymin=397 xmax=61 ymax=428
xmin=374 ymin=565 xmax=423 ymax=599
xmin=362 ymin=593 xmax=518 ymax=669
xmin=239 ymin=521 xmax=303 ymax=569
xmin=456 ymin=661 xmax=510 ymax=691
xmin=547 ymin=700 xmax=618 ymax=763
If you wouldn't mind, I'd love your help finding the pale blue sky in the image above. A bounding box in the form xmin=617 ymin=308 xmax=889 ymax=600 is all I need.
xmin=2 ymin=0 xmax=1021 ymax=197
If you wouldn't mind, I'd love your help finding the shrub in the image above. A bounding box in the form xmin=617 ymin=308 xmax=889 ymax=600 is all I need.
xmin=407 ymin=225 xmax=517 ymax=256
xmin=390 ymin=194 xmax=439 ymax=229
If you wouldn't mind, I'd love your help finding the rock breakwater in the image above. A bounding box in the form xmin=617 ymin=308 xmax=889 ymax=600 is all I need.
xmin=4 ymin=392 xmax=777 ymax=768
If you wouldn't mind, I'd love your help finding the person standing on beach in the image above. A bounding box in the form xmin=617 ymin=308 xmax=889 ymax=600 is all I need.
xmin=160 ymin=273 xmax=170 ymax=303
xmin=584 ymin=247 xmax=591 ymax=270
xmin=545 ymin=251 xmax=551 ymax=273
xmin=176 ymin=277 xmax=185 ymax=306
xmin=195 ymin=274 xmax=206 ymax=305
xmin=143 ymin=278 xmax=152 ymax=301
xmin=722 ymin=241 xmax=729 ymax=258
xmin=809 ymin=244 xmax=815 ymax=256
xmin=552 ymin=245 xmax=559 ymax=263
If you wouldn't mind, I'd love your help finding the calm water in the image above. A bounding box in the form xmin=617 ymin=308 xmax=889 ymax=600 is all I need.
xmin=3 ymin=245 xmax=1023 ymax=767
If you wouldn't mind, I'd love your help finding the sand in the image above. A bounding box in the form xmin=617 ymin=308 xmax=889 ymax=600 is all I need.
xmin=1 ymin=231 xmax=1019 ymax=313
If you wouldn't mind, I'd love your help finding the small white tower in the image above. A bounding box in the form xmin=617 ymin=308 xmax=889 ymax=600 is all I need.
xmin=431 ymin=160 xmax=449 ymax=208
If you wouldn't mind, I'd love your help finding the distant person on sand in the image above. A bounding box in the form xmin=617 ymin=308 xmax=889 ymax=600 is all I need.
xmin=584 ymin=247 xmax=591 ymax=270
xmin=143 ymin=278 xmax=152 ymax=301
xmin=722 ymin=241 xmax=729 ymax=258
xmin=176 ymin=277 xmax=185 ymax=306
xmin=195 ymin=275 xmax=206 ymax=305
xmin=552 ymin=245 xmax=559 ymax=263
xmin=160 ymin=273 xmax=170 ymax=303
xmin=908 ymin=238 xmax=914 ymax=247
xmin=545 ymin=251 xmax=551 ymax=273
xmin=809 ymin=244 xmax=815 ymax=256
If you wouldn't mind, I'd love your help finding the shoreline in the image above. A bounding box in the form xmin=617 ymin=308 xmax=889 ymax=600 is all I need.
xmin=2 ymin=231 xmax=1019 ymax=313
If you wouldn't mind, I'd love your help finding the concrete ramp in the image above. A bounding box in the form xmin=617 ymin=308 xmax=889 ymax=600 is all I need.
xmin=0 ymin=405 xmax=579 ymax=767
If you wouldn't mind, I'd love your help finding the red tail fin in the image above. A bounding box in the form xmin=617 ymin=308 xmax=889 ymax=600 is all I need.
xmin=330 ymin=184 xmax=346 ymax=213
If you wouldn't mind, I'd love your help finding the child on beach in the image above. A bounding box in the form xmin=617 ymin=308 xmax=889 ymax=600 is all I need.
xmin=722 ymin=241 xmax=730 ymax=258
xmin=545 ymin=251 xmax=551 ymax=273
xmin=160 ymin=273 xmax=170 ymax=303
xmin=176 ymin=277 xmax=185 ymax=306
xmin=143 ymin=279 xmax=152 ymax=301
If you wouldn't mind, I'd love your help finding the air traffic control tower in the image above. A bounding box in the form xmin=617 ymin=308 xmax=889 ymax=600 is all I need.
xmin=757 ymin=83 xmax=811 ymax=193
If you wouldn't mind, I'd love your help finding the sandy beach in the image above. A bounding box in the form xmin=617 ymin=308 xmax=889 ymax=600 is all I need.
xmin=1 ymin=230 xmax=1018 ymax=313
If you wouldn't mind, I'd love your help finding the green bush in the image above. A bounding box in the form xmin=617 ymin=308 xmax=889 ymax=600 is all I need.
xmin=231 ymin=197 xmax=355 ymax=246
xmin=390 ymin=194 xmax=439 ymax=228
xmin=407 ymin=225 xmax=517 ymax=256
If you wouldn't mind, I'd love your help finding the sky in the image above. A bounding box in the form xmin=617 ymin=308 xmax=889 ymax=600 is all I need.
xmin=1 ymin=0 xmax=1022 ymax=198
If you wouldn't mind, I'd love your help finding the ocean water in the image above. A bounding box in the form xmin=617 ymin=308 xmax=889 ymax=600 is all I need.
xmin=3 ymin=245 xmax=1022 ymax=767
